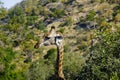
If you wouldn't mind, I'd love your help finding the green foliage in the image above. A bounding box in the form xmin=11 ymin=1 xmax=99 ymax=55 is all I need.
xmin=100 ymin=0 xmax=106 ymax=3
xmin=50 ymin=8 xmax=65 ymax=18
xmin=61 ymin=0 xmax=68 ymax=3
xmin=0 ymin=48 xmax=15 ymax=63
xmin=77 ymin=24 xmax=120 ymax=80
xmin=112 ymin=6 xmax=120 ymax=17
xmin=1 ymin=0 xmax=120 ymax=80
xmin=17 ymin=15 xmax=26 ymax=24
xmin=0 ymin=30 xmax=7 ymax=43
xmin=91 ymin=0 xmax=101 ymax=3
xmin=35 ymin=20 xmax=45 ymax=30
xmin=50 ymin=0 xmax=58 ymax=2
xmin=63 ymin=52 xmax=85 ymax=80
xmin=110 ymin=72 xmax=119 ymax=80
xmin=0 ymin=1 xmax=7 ymax=18
xmin=26 ymin=16 xmax=38 ymax=25
xmin=44 ymin=48 xmax=57 ymax=64
xmin=25 ymin=31 xmax=34 ymax=40
xmin=5 ymin=23 xmax=20 ymax=32
xmin=21 ymin=41 xmax=34 ymax=52
xmin=8 ymin=5 xmax=24 ymax=18
xmin=0 ymin=48 xmax=26 ymax=80
xmin=0 ymin=7 xmax=7 ymax=18
xmin=38 ymin=0 xmax=50 ymax=6
xmin=24 ymin=0 xmax=33 ymax=14
xmin=59 ymin=17 xmax=72 ymax=27
xmin=77 ymin=44 xmax=87 ymax=51
xmin=27 ymin=59 xmax=55 ymax=80
xmin=59 ymin=28 xmax=65 ymax=33
xmin=87 ymin=10 xmax=96 ymax=21
xmin=64 ymin=44 xmax=70 ymax=53
xmin=106 ymin=0 xmax=120 ymax=4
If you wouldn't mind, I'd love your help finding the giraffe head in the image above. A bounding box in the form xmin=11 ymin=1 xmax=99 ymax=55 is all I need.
xmin=34 ymin=26 xmax=63 ymax=48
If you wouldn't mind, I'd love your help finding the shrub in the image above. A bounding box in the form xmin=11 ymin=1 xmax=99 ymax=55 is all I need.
xmin=59 ymin=28 xmax=65 ymax=33
xmin=59 ymin=17 xmax=72 ymax=27
xmin=87 ymin=10 xmax=96 ymax=21
xmin=26 ymin=16 xmax=38 ymax=26
xmin=114 ymin=13 xmax=120 ymax=22
xmin=44 ymin=48 xmax=57 ymax=64
xmin=0 ymin=48 xmax=26 ymax=80
xmin=0 ymin=48 xmax=15 ymax=63
xmin=50 ymin=8 xmax=65 ymax=18
xmin=0 ymin=7 xmax=7 ymax=18
xmin=64 ymin=44 xmax=70 ymax=53
xmin=50 ymin=0 xmax=58 ymax=2
xmin=35 ymin=20 xmax=45 ymax=30
xmin=63 ymin=52 xmax=85 ymax=80
xmin=77 ymin=24 xmax=120 ymax=80
xmin=25 ymin=31 xmax=34 ymax=40
xmin=27 ymin=59 xmax=55 ymax=80
xmin=77 ymin=44 xmax=87 ymax=51
xmin=110 ymin=72 xmax=119 ymax=80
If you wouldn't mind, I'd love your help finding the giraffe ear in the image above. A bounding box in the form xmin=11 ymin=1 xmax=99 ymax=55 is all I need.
xmin=51 ymin=26 xmax=55 ymax=29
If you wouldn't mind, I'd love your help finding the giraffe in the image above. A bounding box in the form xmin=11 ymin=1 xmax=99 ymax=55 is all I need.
xmin=34 ymin=26 xmax=65 ymax=80
xmin=55 ymin=31 xmax=65 ymax=80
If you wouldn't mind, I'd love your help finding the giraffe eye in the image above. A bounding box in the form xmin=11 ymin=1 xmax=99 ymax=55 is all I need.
xmin=44 ymin=37 xmax=50 ymax=41
xmin=55 ymin=36 xmax=63 ymax=39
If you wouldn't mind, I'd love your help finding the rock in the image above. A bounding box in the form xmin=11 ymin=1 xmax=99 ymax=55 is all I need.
xmin=28 ymin=25 xmax=35 ymax=29
xmin=46 ymin=3 xmax=64 ymax=9
xmin=44 ymin=17 xmax=55 ymax=25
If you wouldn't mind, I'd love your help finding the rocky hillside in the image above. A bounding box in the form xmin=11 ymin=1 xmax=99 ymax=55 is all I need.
xmin=0 ymin=0 xmax=120 ymax=80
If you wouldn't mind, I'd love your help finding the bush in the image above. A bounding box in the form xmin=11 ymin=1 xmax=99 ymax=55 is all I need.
xmin=115 ymin=13 xmax=120 ymax=22
xmin=0 ymin=48 xmax=15 ymax=63
xmin=26 ymin=16 xmax=38 ymax=26
xmin=77 ymin=24 xmax=120 ymax=80
xmin=44 ymin=48 xmax=57 ymax=64
xmin=0 ymin=48 xmax=27 ymax=80
xmin=59 ymin=28 xmax=65 ymax=33
xmin=27 ymin=59 xmax=55 ymax=80
xmin=35 ymin=20 xmax=45 ymax=30
xmin=0 ymin=7 xmax=7 ymax=18
xmin=25 ymin=31 xmax=34 ymax=40
xmin=50 ymin=8 xmax=65 ymax=18
xmin=63 ymin=52 xmax=85 ymax=80
xmin=59 ymin=17 xmax=72 ymax=27
xmin=77 ymin=44 xmax=87 ymax=51
xmin=110 ymin=72 xmax=119 ymax=80
xmin=51 ymin=0 xmax=58 ymax=2
xmin=87 ymin=10 xmax=96 ymax=21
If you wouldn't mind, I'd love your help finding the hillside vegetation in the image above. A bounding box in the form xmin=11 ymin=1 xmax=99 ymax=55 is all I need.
xmin=0 ymin=0 xmax=120 ymax=80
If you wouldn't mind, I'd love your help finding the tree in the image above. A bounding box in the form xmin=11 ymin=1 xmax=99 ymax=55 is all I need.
xmin=77 ymin=24 xmax=120 ymax=80
xmin=8 ymin=5 xmax=24 ymax=18
xmin=0 ymin=1 xmax=7 ymax=18
xmin=27 ymin=58 xmax=55 ymax=80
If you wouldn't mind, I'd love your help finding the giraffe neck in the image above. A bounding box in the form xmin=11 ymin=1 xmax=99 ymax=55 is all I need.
xmin=56 ymin=45 xmax=65 ymax=80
